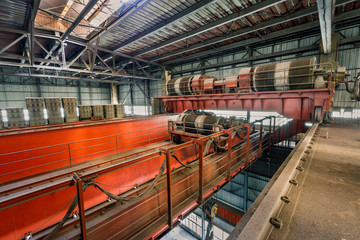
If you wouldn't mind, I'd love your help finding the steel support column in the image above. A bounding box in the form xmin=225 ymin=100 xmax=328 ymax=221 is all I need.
xmin=317 ymin=0 xmax=335 ymax=54
xmin=76 ymin=177 xmax=87 ymax=240
xmin=165 ymin=150 xmax=173 ymax=229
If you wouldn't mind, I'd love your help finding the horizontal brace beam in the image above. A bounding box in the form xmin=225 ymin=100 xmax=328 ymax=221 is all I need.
xmin=0 ymin=52 xmax=140 ymax=74
xmin=0 ymin=31 xmax=163 ymax=69
xmin=0 ymin=60 xmax=161 ymax=81
xmin=0 ymin=72 xmax=145 ymax=85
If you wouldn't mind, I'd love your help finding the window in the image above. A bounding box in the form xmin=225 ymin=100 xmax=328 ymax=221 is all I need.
xmin=124 ymin=105 xmax=151 ymax=116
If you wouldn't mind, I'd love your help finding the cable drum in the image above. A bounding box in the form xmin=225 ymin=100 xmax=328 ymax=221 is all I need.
xmin=167 ymin=76 xmax=193 ymax=96
xmin=253 ymin=63 xmax=277 ymax=91
xmin=274 ymin=61 xmax=291 ymax=91
xmin=176 ymin=111 xmax=227 ymax=135
xmin=288 ymin=57 xmax=316 ymax=90
xmin=253 ymin=57 xmax=317 ymax=91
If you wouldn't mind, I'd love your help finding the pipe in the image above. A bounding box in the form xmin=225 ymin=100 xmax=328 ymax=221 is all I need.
xmin=350 ymin=77 xmax=360 ymax=101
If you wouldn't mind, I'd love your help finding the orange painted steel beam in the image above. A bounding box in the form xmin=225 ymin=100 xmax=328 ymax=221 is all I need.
xmin=0 ymin=115 xmax=174 ymax=183
xmin=0 ymin=115 xmax=175 ymax=240
xmin=157 ymin=88 xmax=333 ymax=121
xmin=0 ymin=118 xmax=294 ymax=240
xmin=76 ymin=176 xmax=87 ymax=240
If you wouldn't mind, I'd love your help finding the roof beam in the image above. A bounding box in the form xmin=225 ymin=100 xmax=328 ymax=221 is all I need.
xmin=0 ymin=60 xmax=160 ymax=81
xmin=66 ymin=0 xmax=153 ymax=68
xmin=0 ymin=72 xmax=144 ymax=85
xmin=109 ymin=0 xmax=220 ymax=52
xmin=0 ymin=27 xmax=165 ymax=68
xmin=164 ymin=7 xmax=360 ymax=66
xmin=61 ymin=0 xmax=99 ymax=41
xmin=23 ymin=0 xmax=40 ymax=66
xmin=27 ymin=0 xmax=40 ymax=32
xmin=39 ymin=0 xmax=99 ymax=65
xmin=88 ymin=0 xmax=152 ymax=44
xmin=316 ymin=0 xmax=335 ymax=54
xmin=123 ymin=0 xmax=286 ymax=59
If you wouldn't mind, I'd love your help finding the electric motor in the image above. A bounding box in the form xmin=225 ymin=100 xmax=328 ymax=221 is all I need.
xmin=253 ymin=57 xmax=316 ymax=91
xmin=175 ymin=110 xmax=228 ymax=135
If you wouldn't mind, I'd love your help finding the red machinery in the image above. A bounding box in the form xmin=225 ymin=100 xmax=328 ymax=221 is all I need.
xmin=0 ymin=111 xmax=293 ymax=239
xmin=0 ymin=56 xmax=349 ymax=240
xmin=162 ymin=57 xmax=347 ymax=126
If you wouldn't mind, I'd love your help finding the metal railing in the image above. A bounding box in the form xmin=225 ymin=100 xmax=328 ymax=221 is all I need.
xmin=0 ymin=116 xmax=295 ymax=240
xmin=0 ymin=124 xmax=170 ymax=182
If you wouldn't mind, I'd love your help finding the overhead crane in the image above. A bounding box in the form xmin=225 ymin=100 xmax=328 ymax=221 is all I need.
xmin=0 ymin=55 xmax=356 ymax=240
xmin=0 ymin=112 xmax=294 ymax=239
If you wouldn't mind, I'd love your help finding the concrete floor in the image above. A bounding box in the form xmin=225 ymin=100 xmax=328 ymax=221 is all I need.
xmin=269 ymin=119 xmax=360 ymax=240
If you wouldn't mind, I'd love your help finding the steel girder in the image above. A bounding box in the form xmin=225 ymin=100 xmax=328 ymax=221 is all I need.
xmin=0 ymin=30 xmax=162 ymax=82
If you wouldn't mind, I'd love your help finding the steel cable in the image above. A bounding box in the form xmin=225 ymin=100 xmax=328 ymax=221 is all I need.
xmin=89 ymin=156 xmax=167 ymax=202
xmin=171 ymin=152 xmax=191 ymax=169
xmin=45 ymin=183 xmax=89 ymax=240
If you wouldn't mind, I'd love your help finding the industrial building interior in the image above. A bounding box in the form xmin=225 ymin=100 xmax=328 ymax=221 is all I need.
xmin=0 ymin=0 xmax=360 ymax=239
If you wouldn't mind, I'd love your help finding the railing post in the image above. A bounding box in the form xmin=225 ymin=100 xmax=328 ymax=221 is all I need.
xmin=75 ymin=177 xmax=87 ymax=240
xmin=245 ymin=124 xmax=250 ymax=166
xmin=165 ymin=149 xmax=173 ymax=229
xmin=288 ymin=122 xmax=292 ymax=148
xmin=115 ymin=136 xmax=118 ymax=153
xmin=68 ymin=144 xmax=72 ymax=166
xmin=268 ymin=117 xmax=272 ymax=149
xmin=225 ymin=129 xmax=233 ymax=181
xmin=194 ymin=139 xmax=204 ymax=204
xmin=259 ymin=121 xmax=263 ymax=156
xmin=273 ymin=117 xmax=276 ymax=145
xmin=283 ymin=69 xmax=286 ymax=91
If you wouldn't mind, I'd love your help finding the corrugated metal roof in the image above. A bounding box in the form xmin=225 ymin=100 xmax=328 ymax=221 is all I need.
xmin=89 ymin=0 xmax=359 ymax=63
xmin=98 ymin=0 xmax=204 ymax=49
xmin=0 ymin=0 xmax=30 ymax=30
xmin=2 ymin=0 xmax=359 ymax=66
